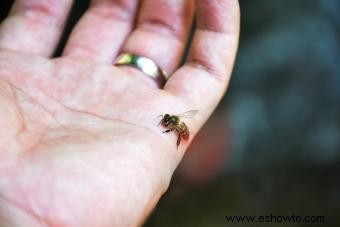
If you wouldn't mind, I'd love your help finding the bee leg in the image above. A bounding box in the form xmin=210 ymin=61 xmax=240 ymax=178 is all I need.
xmin=177 ymin=135 xmax=181 ymax=148
xmin=158 ymin=118 xmax=163 ymax=126
xmin=163 ymin=129 xmax=173 ymax=133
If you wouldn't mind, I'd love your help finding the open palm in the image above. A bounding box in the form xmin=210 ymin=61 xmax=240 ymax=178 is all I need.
xmin=0 ymin=0 xmax=239 ymax=226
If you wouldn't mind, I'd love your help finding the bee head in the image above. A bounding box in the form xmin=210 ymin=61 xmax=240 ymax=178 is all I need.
xmin=163 ymin=114 xmax=170 ymax=126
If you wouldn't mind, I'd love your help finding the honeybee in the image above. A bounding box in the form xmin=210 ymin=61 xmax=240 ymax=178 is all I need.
xmin=158 ymin=110 xmax=198 ymax=148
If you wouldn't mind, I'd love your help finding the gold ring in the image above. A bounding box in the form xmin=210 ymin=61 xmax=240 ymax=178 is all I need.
xmin=114 ymin=53 xmax=168 ymax=86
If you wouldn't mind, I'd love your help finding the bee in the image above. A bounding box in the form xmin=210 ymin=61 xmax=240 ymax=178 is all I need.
xmin=158 ymin=110 xmax=198 ymax=148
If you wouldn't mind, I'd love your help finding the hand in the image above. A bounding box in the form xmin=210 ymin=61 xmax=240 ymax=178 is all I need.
xmin=0 ymin=0 xmax=239 ymax=226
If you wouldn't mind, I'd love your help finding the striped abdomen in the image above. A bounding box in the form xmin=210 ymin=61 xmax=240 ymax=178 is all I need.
xmin=177 ymin=122 xmax=189 ymax=139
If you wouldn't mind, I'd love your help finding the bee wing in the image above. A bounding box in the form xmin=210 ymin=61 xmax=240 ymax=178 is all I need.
xmin=177 ymin=110 xmax=199 ymax=118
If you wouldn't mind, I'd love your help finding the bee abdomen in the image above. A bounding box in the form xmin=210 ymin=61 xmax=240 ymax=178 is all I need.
xmin=182 ymin=131 xmax=189 ymax=139
xmin=179 ymin=123 xmax=189 ymax=139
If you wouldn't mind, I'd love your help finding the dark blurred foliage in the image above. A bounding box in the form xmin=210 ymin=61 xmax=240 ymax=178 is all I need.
xmin=1 ymin=0 xmax=339 ymax=226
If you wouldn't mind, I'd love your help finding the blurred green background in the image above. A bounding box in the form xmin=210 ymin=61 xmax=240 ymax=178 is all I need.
xmin=1 ymin=0 xmax=339 ymax=226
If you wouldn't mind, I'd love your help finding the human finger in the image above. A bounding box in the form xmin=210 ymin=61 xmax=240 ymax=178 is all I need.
xmin=165 ymin=0 xmax=240 ymax=114
xmin=116 ymin=0 xmax=194 ymax=87
xmin=0 ymin=0 xmax=73 ymax=57
xmin=63 ymin=0 xmax=140 ymax=63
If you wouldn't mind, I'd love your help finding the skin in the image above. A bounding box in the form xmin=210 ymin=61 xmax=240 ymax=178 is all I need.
xmin=0 ymin=0 xmax=240 ymax=226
